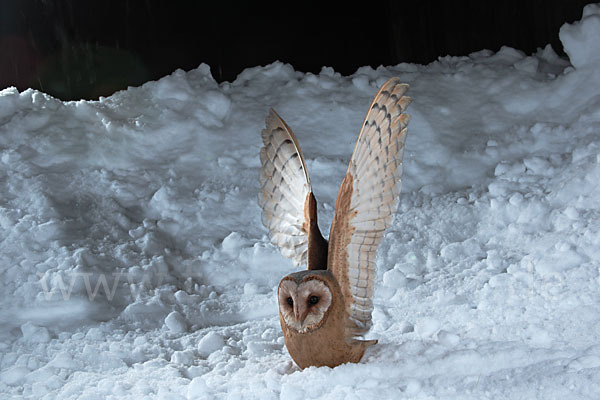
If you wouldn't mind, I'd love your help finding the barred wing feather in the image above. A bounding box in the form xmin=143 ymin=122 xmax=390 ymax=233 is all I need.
xmin=258 ymin=109 xmax=312 ymax=268
xmin=327 ymin=78 xmax=411 ymax=339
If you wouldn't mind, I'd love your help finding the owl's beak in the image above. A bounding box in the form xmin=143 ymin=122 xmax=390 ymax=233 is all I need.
xmin=294 ymin=305 xmax=309 ymax=324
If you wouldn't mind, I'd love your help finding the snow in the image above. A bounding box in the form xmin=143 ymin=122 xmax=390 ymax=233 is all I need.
xmin=1 ymin=5 xmax=600 ymax=399
xmin=165 ymin=311 xmax=188 ymax=334
xmin=196 ymin=332 xmax=225 ymax=358
xmin=559 ymin=3 xmax=600 ymax=70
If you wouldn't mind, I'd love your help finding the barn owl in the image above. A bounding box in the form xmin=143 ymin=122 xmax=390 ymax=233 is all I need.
xmin=258 ymin=78 xmax=411 ymax=369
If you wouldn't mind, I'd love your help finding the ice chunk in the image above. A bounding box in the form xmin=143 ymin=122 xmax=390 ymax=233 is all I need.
xmin=171 ymin=350 xmax=194 ymax=365
xmin=0 ymin=366 xmax=29 ymax=386
xmin=221 ymin=231 xmax=246 ymax=255
xmin=382 ymin=268 xmax=407 ymax=288
xmin=20 ymin=322 xmax=51 ymax=343
xmin=559 ymin=3 xmax=600 ymax=69
xmin=165 ymin=311 xmax=188 ymax=334
xmin=197 ymin=332 xmax=225 ymax=358
xmin=200 ymin=90 xmax=231 ymax=121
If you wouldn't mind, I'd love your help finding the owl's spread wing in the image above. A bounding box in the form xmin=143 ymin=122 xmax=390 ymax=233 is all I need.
xmin=259 ymin=109 xmax=328 ymax=269
xmin=327 ymin=78 xmax=411 ymax=339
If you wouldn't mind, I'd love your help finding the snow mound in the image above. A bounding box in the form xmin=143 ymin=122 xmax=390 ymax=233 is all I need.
xmin=1 ymin=6 xmax=600 ymax=399
xmin=560 ymin=3 xmax=600 ymax=69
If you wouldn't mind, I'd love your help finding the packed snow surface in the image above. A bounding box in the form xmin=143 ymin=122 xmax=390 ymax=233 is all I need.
xmin=2 ymin=5 xmax=600 ymax=399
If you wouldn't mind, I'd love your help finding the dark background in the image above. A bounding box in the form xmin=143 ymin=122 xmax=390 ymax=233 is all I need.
xmin=0 ymin=0 xmax=595 ymax=100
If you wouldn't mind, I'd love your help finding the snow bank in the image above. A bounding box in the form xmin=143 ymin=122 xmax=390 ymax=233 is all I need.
xmin=560 ymin=3 xmax=600 ymax=69
xmin=1 ymin=5 xmax=600 ymax=399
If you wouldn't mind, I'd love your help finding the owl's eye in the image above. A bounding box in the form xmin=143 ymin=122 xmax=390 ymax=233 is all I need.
xmin=286 ymin=297 xmax=293 ymax=306
xmin=308 ymin=295 xmax=319 ymax=305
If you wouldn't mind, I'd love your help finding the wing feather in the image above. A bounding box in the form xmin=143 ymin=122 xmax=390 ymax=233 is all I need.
xmin=258 ymin=109 xmax=328 ymax=269
xmin=327 ymin=78 xmax=411 ymax=339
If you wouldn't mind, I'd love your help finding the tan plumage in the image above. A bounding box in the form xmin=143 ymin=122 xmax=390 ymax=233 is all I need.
xmin=258 ymin=78 xmax=411 ymax=368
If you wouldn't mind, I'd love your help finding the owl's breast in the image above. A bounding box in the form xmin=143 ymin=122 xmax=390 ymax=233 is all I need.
xmin=279 ymin=312 xmax=373 ymax=369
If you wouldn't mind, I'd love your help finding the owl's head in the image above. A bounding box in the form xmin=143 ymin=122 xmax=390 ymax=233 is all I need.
xmin=278 ymin=271 xmax=333 ymax=334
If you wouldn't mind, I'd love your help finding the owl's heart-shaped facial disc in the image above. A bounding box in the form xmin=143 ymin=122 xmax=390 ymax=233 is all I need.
xmin=278 ymin=278 xmax=332 ymax=333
